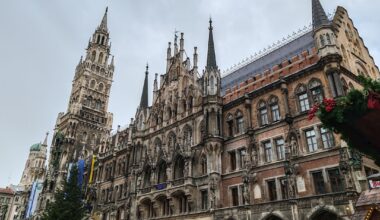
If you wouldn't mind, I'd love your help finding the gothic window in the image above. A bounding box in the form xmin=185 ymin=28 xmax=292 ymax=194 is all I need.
xmin=98 ymin=52 xmax=104 ymax=64
xmin=326 ymin=34 xmax=331 ymax=44
xmin=258 ymin=101 xmax=268 ymax=126
xmin=267 ymin=179 xmax=277 ymax=201
xmin=328 ymin=168 xmax=345 ymax=192
xmin=296 ymin=85 xmax=310 ymax=112
xmin=95 ymin=100 xmax=101 ymax=110
xmin=320 ymin=127 xmax=334 ymax=148
xmin=269 ymin=96 xmax=280 ymax=122
xmin=309 ymin=79 xmax=324 ymax=104
xmin=143 ymin=166 xmax=152 ymax=188
xmin=235 ymin=111 xmax=244 ymax=134
xmin=305 ymin=129 xmax=318 ymax=152
xmin=263 ymin=141 xmax=273 ymax=162
xmin=82 ymin=132 xmax=87 ymax=143
xmin=226 ymin=114 xmax=234 ymax=137
xmin=231 ymin=186 xmax=239 ymax=206
xmin=200 ymin=155 xmax=207 ymax=175
xmin=178 ymin=193 xmax=188 ymax=213
xmin=201 ymin=190 xmax=208 ymax=210
xmin=320 ymin=35 xmax=325 ymax=47
xmin=90 ymin=80 xmax=96 ymax=89
xmin=275 ymin=138 xmax=285 ymax=160
xmin=312 ymin=170 xmax=326 ymax=194
xmin=98 ymin=83 xmax=104 ymax=92
xmin=229 ymin=151 xmax=237 ymax=171
xmin=157 ymin=161 xmax=167 ymax=184
xmin=174 ymin=156 xmax=185 ymax=179
xmin=96 ymin=35 xmax=100 ymax=44
xmin=91 ymin=51 xmax=96 ymax=62
xmin=101 ymin=36 xmax=105 ymax=45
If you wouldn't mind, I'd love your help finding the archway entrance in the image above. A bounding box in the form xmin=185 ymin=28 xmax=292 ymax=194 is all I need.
xmin=264 ymin=215 xmax=282 ymax=220
xmin=310 ymin=210 xmax=341 ymax=220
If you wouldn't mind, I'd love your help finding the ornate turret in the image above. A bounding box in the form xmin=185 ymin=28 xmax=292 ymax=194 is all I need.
xmin=312 ymin=0 xmax=343 ymax=97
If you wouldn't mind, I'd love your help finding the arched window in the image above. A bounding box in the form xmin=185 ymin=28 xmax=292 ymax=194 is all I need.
xmin=174 ymin=156 xmax=185 ymax=179
xmin=157 ymin=161 xmax=167 ymax=184
xmin=91 ymin=51 xmax=96 ymax=62
xmin=98 ymin=83 xmax=104 ymax=92
xmin=98 ymin=52 xmax=104 ymax=64
xmin=258 ymin=101 xmax=268 ymax=126
xmin=95 ymin=100 xmax=101 ymax=110
xmin=226 ymin=114 xmax=234 ymax=137
xmin=269 ymin=96 xmax=280 ymax=122
xmin=96 ymin=35 xmax=100 ymax=44
xmin=309 ymin=79 xmax=324 ymax=104
xmin=235 ymin=111 xmax=244 ymax=134
xmin=90 ymin=80 xmax=96 ymax=89
xmin=143 ymin=166 xmax=152 ymax=188
xmin=200 ymin=155 xmax=207 ymax=175
xmin=320 ymin=35 xmax=325 ymax=47
xmin=296 ymin=84 xmax=310 ymax=112
xmin=101 ymin=36 xmax=105 ymax=45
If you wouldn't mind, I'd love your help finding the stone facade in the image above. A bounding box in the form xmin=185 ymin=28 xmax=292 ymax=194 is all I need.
xmin=36 ymin=1 xmax=380 ymax=220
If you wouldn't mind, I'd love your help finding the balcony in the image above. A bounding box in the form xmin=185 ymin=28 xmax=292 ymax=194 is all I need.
xmin=141 ymin=187 xmax=152 ymax=194
xmin=172 ymin=178 xmax=185 ymax=186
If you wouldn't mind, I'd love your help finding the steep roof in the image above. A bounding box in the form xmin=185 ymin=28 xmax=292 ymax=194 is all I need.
xmin=221 ymin=30 xmax=315 ymax=93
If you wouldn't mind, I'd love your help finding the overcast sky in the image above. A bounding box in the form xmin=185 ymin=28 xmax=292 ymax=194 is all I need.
xmin=0 ymin=0 xmax=379 ymax=187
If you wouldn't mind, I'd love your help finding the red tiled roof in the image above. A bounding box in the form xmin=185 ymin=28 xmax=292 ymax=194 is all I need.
xmin=0 ymin=187 xmax=14 ymax=195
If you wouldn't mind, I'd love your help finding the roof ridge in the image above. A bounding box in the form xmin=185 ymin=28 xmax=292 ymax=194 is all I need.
xmin=222 ymin=11 xmax=335 ymax=77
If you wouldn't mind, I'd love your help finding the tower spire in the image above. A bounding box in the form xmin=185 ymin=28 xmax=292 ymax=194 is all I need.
xmin=98 ymin=7 xmax=108 ymax=31
xmin=139 ymin=64 xmax=149 ymax=108
xmin=206 ymin=18 xmax=217 ymax=71
xmin=312 ymin=0 xmax=330 ymax=30
xmin=43 ymin=132 xmax=49 ymax=146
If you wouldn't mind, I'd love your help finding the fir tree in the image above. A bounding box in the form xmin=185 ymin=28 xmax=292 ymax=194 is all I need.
xmin=42 ymin=164 xmax=85 ymax=220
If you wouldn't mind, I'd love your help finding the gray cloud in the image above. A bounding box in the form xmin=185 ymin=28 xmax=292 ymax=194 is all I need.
xmin=1 ymin=0 xmax=379 ymax=186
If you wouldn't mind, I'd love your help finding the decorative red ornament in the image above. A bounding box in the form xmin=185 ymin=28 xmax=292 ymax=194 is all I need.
xmin=367 ymin=92 xmax=380 ymax=110
xmin=308 ymin=104 xmax=320 ymax=120
xmin=323 ymin=98 xmax=336 ymax=112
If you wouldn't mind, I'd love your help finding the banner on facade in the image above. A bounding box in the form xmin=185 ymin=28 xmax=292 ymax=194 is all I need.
xmin=25 ymin=181 xmax=43 ymax=218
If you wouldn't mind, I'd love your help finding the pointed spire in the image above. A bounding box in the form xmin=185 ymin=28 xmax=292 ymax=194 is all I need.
xmin=43 ymin=132 xmax=49 ymax=146
xmin=99 ymin=7 xmax=108 ymax=31
xmin=139 ymin=64 xmax=149 ymax=108
xmin=206 ymin=18 xmax=217 ymax=71
xmin=312 ymin=0 xmax=330 ymax=30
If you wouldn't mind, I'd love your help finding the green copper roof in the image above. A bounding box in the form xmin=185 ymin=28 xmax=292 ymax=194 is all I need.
xmin=30 ymin=143 xmax=41 ymax=151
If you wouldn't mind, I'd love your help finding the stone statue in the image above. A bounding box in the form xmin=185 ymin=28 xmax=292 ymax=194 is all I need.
xmin=290 ymin=136 xmax=298 ymax=156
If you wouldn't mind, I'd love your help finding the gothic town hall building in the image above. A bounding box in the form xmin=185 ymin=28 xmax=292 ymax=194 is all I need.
xmin=35 ymin=1 xmax=380 ymax=220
